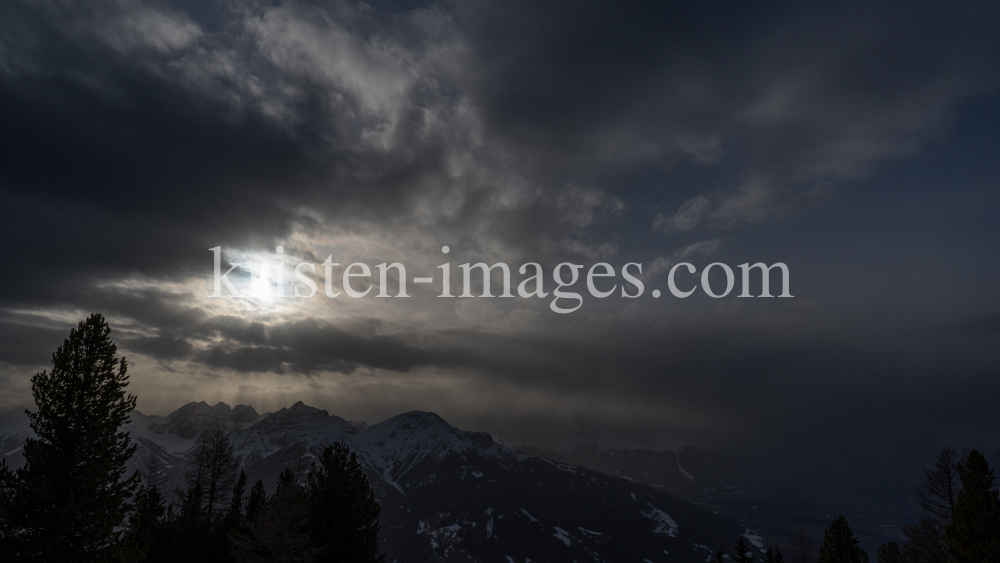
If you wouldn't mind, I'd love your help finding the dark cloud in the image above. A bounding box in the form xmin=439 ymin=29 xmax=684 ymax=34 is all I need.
xmin=0 ymin=317 xmax=71 ymax=368
xmin=952 ymin=312 xmax=1000 ymax=335
xmin=0 ymin=0 xmax=999 ymax=507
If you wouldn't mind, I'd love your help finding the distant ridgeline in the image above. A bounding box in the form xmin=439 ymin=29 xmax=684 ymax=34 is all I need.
xmin=2 ymin=397 xmax=747 ymax=562
xmin=3 ymin=315 xmax=999 ymax=562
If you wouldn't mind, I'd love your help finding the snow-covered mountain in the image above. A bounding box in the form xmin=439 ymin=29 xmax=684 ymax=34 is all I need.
xmin=0 ymin=401 xmax=745 ymax=562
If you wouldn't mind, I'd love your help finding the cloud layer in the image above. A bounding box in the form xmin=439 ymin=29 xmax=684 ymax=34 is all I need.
xmin=1 ymin=0 xmax=999 ymax=488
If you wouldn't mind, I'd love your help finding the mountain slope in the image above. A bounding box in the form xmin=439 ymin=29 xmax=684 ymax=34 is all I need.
xmin=1 ymin=402 xmax=744 ymax=562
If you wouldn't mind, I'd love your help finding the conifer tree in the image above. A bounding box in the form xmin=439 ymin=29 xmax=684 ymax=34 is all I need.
xmin=790 ymin=532 xmax=815 ymax=563
xmin=0 ymin=458 xmax=16 ymax=558
xmin=245 ymin=480 xmax=267 ymax=526
xmin=226 ymin=470 xmax=249 ymax=527
xmin=1 ymin=314 xmax=139 ymax=562
xmin=919 ymin=447 xmax=961 ymax=525
xmin=903 ymin=447 xmax=961 ymax=561
xmin=308 ymin=442 xmax=384 ymax=563
xmin=180 ymin=479 xmax=207 ymax=523
xmin=943 ymin=449 xmax=1000 ymax=562
xmin=129 ymin=456 xmax=168 ymax=559
xmin=277 ymin=467 xmax=298 ymax=491
xmin=818 ymin=516 xmax=869 ymax=563
xmin=733 ymin=537 xmax=755 ymax=563
xmin=233 ymin=468 xmax=314 ymax=563
xmin=710 ymin=550 xmax=726 ymax=563
xmin=763 ymin=546 xmax=784 ymax=563
xmin=900 ymin=516 xmax=946 ymax=563
xmin=168 ymin=477 xmax=209 ymax=563
xmin=189 ymin=428 xmax=240 ymax=525
xmin=875 ymin=541 xmax=901 ymax=563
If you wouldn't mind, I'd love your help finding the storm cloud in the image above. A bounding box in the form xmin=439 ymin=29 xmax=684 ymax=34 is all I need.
xmin=1 ymin=0 xmax=999 ymax=493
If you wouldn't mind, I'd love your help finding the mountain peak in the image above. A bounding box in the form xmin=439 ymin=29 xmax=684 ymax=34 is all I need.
xmin=359 ymin=411 xmax=457 ymax=441
xmin=356 ymin=410 xmax=501 ymax=479
xmin=248 ymin=401 xmax=355 ymax=438
xmin=155 ymin=400 xmax=259 ymax=439
xmin=168 ymin=401 xmax=209 ymax=418
xmin=274 ymin=401 xmax=328 ymax=417
xmin=395 ymin=410 xmax=450 ymax=426
xmin=230 ymin=404 xmax=259 ymax=423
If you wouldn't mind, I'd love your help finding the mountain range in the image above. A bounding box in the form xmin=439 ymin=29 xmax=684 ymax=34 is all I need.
xmin=0 ymin=401 xmax=749 ymax=562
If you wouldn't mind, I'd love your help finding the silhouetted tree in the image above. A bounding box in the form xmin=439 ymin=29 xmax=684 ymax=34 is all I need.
xmin=918 ymin=447 xmax=961 ymax=525
xmin=733 ymin=537 xmax=755 ymax=563
xmin=900 ymin=517 xmax=946 ymax=563
xmin=245 ymin=480 xmax=267 ymax=526
xmin=190 ymin=428 xmax=241 ymax=524
xmin=233 ymin=468 xmax=315 ymax=562
xmin=0 ymin=458 xmax=16 ymax=558
xmin=161 ymin=432 xmax=244 ymax=562
xmin=165 ymin=477 xmax=210 ymax=562
xmin=790 ymin=531 xmax=815 ymax=563
xmin=763 ymin=546 xmax=784 ymax=563
xmin=200 ymin=467 xmax=249 ymax=562
xmin=226 ymin=470 xmax=249 ymax=527
xmin=818 ymin=516 xmax=869 ymax=563
xmin=710 ymin=550 xmax=726 ymax=563
xmin=308 ymin=443 xmax=384 ymax=562
xmin=130 ymin=457 xmax=168 ymax=561
xmin=943 ymin=449 xmax=1000 ymax=562
xmin=902 ymin=447 xmax=964 ymax=563
xmin=875 ymin=541 xmax=901 ymax=563
xmin=0 ymin=314 xmax=139 ymax=562
xmin=180 ymin=478 xmax=206 ymax=522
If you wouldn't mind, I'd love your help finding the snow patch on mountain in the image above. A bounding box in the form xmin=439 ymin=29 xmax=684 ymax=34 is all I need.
xmin=744 ymin=529 xmax=765 ymax=552
xmin=231 ymin=401 xmax=357 ymax=466
xmin=0 ymin=399 xmax=747 ymax=562
xmin=355 ymin=411 xmax=511 ymax=480
xmin=677 ymin=457 xmax=696 ymax=481
xmin=553 ymin=527 xmax=573 ymax=546
xmin=642 ymin=503 xmax=679 ymax=537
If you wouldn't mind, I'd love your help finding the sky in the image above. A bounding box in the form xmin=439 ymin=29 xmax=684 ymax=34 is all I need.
xmin=1 ymin=0 xmax=999 ymax=488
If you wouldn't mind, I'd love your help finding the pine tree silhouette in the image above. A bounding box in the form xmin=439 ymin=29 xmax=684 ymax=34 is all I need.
xmin=129 ymin=456 xmax=168 ymax=561
xmin=818 ymin=516 xmax=869 ymax=563
xmin=919 ymin=447 xmax=961 ymax=525
xmin=244 ymin=480 xmax=267 ymax=526
xmin=308 ymin=442 xmax=384 ymax=563
xmin=900 ymin=516 xmax=947 ymax=563
xmin=233 ymin=468 xmax=314 ymax=563
xmin=733 ymin=537 xmax=755 ymax=563
xmin=189 ymin=428 xmax=240 ymax=525
xmin=0 ymin=314 xmax=140 ymax=562
xmin=902 ymin=446 xmax=960 ymax=561
xmin=763 ymin=546 xmax=784 ymax=563
xmin=944 ymin=449 xmax=1000 ymax=562
xmin=226 ymin=470 xmax=249 ymax=527
xmin=790 ymin=531 xmax=815 ymax=563
xmin=0 ymin=456 xmax=18 ymax=558
xmin=875 ymin=541 xmax=901 ymax=563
